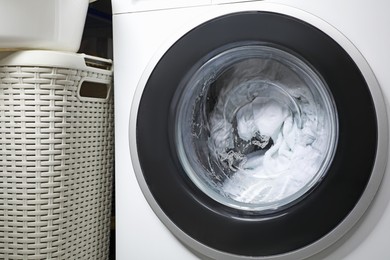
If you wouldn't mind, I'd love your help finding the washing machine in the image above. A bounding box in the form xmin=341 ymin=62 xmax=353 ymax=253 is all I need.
xmin=112 ymin=0 xmax=390 ymax=259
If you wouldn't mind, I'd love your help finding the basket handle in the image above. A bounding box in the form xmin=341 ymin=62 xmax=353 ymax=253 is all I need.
xmin=77 ymin=77 xmax=112 ymax=102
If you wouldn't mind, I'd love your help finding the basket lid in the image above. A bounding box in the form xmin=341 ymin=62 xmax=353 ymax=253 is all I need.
xmin=0 ymin=50 xmax=112 ymax=74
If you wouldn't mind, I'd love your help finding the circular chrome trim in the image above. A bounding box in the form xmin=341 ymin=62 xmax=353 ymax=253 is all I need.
xmin=129 ymin=3 xmax=388 ymax=260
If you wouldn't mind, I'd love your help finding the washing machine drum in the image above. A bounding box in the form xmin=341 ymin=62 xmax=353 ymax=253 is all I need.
xmin=134 ymin=11 xmax=381 ymax=259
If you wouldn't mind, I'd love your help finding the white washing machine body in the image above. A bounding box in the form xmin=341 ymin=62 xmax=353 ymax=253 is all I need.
xmin=112 ymin=0 xmax=390 ymax=259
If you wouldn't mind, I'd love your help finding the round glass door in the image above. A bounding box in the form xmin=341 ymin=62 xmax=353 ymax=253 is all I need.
xmin=134 ymin=11 xmax=381 ymax=258
xmin=175 ymin=44 xmax=338 ymax=212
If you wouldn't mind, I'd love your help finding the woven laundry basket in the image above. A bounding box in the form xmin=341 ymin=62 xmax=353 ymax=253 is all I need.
xmin=0 ymin=51 xmax=114 ymax=260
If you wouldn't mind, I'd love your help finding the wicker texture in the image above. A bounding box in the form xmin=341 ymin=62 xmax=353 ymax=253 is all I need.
xmin=0 ymin=66 xmax=114 ymax=259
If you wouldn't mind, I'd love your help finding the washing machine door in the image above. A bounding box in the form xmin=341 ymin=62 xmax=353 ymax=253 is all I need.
xmin=131 ymin=10 xmax=387 ymax=260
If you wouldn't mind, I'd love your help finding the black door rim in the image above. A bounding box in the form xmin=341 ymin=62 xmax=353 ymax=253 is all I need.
xmin=131 ymin=9 xmax=386 ymax=260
